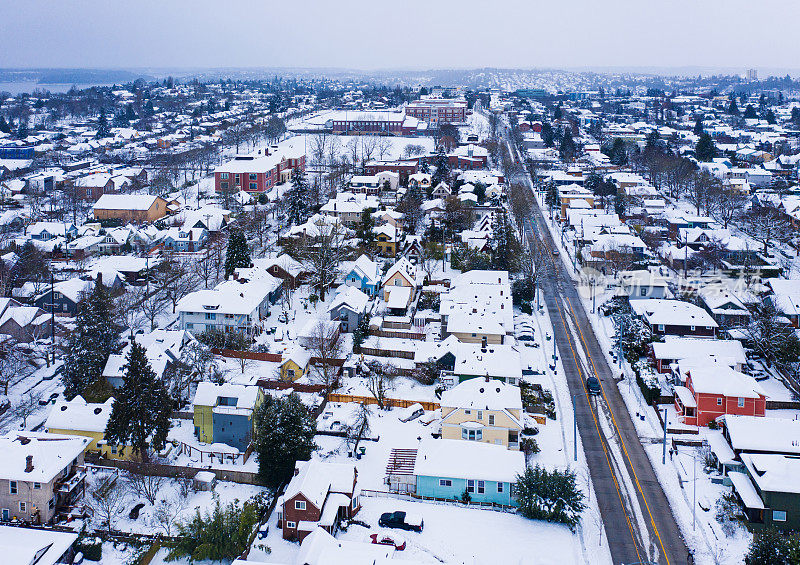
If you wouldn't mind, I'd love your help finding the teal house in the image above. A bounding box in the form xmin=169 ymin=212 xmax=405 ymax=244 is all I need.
xmin=412 ymin=439 xmax=525 ymax=506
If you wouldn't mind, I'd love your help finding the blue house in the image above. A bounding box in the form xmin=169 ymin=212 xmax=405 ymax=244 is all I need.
xmin=412 ymin=439 xmax=525 ymax=506
xmin=163 ymin=227 xmax=208 ymax=252
xmin=344 ymin=254 xmax=381 ymax=297
xmin=193 ymin=382 xmax=264 ymax=452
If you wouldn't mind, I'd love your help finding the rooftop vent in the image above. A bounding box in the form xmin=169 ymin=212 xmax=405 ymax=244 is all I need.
xmin=60 ymin=405 xmax=68 ymax=411
xmin=94 ymin=407 xmax=103 ymax=415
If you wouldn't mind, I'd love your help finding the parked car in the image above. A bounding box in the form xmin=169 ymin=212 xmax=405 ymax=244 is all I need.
xmin=370 ymin=532 xmax=406 ymax=550
xmin=379 ymin=511 xmax=423 ymax=532
xmin=273 ymin=327 xmax=284 ymax=342
xmin=586 ymin=376 xmax=601 ymax=395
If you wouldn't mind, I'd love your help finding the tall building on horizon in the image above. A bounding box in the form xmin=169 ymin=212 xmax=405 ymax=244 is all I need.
xmin=747 ymin=68 xmax=758 ymax=81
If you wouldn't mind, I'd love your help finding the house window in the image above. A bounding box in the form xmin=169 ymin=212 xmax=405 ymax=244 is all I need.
xmin=249 ymin=173 xmax=257 ymax=181
xmin=477 ymin=481 xmax=485 ymax=494
xmin=488 ymin=414 xmax=495 ymax=425
xmin=467 ymin=479 xmax=475 ymax=493
xmin=205 ymin=313 xmax=216 ymax=320
xmin=717 ymin=398 xmax=723 ymax=406
xmin=221 ymin=173 xmax=229 ymax=180
xmin=287 ymin=369 xmax=295 ymax=379
xmin=249 ymin=183 xmax=257 ymax=190
xmin=640 ymin=288 xmax=647 ymax=296
xmin=295 ymin=500 xmax=306 ymax=511
xmin=186 ymin=323 xmax=193 ymax=329
xmin=33 ymin=482 xmax=41 ymax=490
xmin=497 ymin=482 xmax=504 ymax=493
xmin=738 ymin=397 xmax=745 ymax=408
xmin=19 ymin=502 xmax=26 ymax=513
xmin=48 ymin=497 xmax=55 ymax=509
xmin=690 ymin=325 xmax=696 ymax=331
xmin=464 ymin=409 xmax=471 ymax=415
xmin=285 ymin=521 xmax=296 ymax=529
xmin=220 ymin=182 xmax=229 ymax=189
xmin=773 ymin=510 xmax=787 ymax=522
xmin=477 ymin=410 xmax=483 ymax=420
xmin=657 ymin=324 xmax=665 ymax=332
xmin=439 ymin=479 xmax=452 ymax=487
xmin=9 ymin=481 xmax=16 ymax=495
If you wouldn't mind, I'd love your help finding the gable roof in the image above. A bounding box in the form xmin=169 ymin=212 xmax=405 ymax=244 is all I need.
xmin=630 ymin=299 xmax=718 ymax=328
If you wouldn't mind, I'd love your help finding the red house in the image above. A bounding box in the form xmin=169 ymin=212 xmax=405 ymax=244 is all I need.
xmin=278 ymin=460 xmax=361 ymax=542
xmin=674 ymin=365 xmax=766 ymax=427
xmin=214 ymin=147 xmax=305 ymax=194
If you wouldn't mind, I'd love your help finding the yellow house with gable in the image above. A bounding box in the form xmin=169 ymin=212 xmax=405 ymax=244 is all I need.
xmin=381 ymin=257 xmax=416 ymax=302
xmin=279 ymin=345 xmax=313 ymax=382
xmin=44 ymin=396 xmax=133 ymax=460
xmin=439 ymin=377 xmax=523 ymax=449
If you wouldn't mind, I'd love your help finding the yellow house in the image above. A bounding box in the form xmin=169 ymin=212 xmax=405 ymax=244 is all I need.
xmin=279 ymin=346 xmax=313 ymax=382
xmin=439 ymin=377 xmax=523 ymax=449
xmin=192 ymin=382 xmax=264 ymax=451
xmin=374 ymin=224 xmax=398 ymax=257
xmin=44 ymin=396 xmax=132 ymax=460
xmin=381 ymin=257 xmax=416 ymax=302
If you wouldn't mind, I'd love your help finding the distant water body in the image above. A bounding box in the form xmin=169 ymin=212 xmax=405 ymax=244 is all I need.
xmin=0 ymin=81 xmax=114 ymax=95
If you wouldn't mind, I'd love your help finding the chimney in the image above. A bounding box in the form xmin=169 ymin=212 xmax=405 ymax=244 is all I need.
xmin=25 ymin=455 xmax=33 ymax=473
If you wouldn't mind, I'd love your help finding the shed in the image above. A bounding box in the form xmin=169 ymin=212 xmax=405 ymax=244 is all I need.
xmin=194 ymin=470 xmax=217 ymax=491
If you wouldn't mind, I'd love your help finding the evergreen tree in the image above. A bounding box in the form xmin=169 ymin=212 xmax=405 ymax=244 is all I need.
xmin=727 ymin=97 xmax=739 ymax=115
xmin=144 ymin=99 xmax=155 ymax=115
xmin=544 ymin=182 xmax=559 ymax=212
xmin=610 ymin=137 xmax=628 ymax=165
xmin=488 ymin=210 xmax=519 ymax=271
xmin=16 ymin=120 xmax=28 ymax=139
xmin=541 ymin=122 xmax=555 ymax=148
xmin=61 ymin=282 xmax=119 ymax=400
xmin=515 ymin=465 xmax=586 ymax=531
xmin=559 ymin=128 xmax=577 ymax=162
xmin=765 ymin=109 xmax=777 ymax=125
xmin=253 ymin=394 xmax=316 ymax=490
xmin=745 ymin=528 xmax=800 ymax=565
xmin=224 ymin=227 xmax=251 ymax=278
xmin=431 ymin=147 xmax=451 ymax=188
xmin=113 ymin=110 xmax=129 ymax=127
xmin=96 ymin=109 xmax=110 ymax=138
xmin=693 ymin=118 xmax=704 ymax=135
xmin=284 ymin=167 xmax=310 ymax=226
xmin=104 ymin=342 xmax=172 ymax=460
xmin=356 ymin=209 xmax=375 ymax=249
xmin=0 ymin=115 xmax=9 ymax=134
xmin=744 ymin=104 xmax=758 ymax=119
xmin=792 ymin=107 xmax=800 ymax=127
xmin=125 ymin=104 xmax=137 ymax=122
xmin=695 ymin=133 xmax=716 ymax=162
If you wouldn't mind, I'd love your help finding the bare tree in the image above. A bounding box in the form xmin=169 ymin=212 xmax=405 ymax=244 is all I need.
xmin=115 ymin=292 xmax=146 ymax=339
xmin=364 ymin=361 xmax=396 ymax=410
xmin=192 ymin=251 xmax=214 ymax=290
xmin=126 ymin=466 xmax=166 ymax=505
xmin=151 ymin=494 xmax=188 ymax=536
xmin=685 ymin=170 xmax=720 ymax=216
xmin=299 ymin=223 xmax=346 ymax=301
xmin=224 ymin=122 xmax=247 ymax=154
xmin=13 ymin=390 xmax=42 ymax=428
xmin=0 ymin=345 xmax=26 ymax=395
xmin=134 ymin=285 xmax=168 ymax=331
xmin=741 ymin=205 xmax=792 ymax=255
xmin=376 ymin=137 xmax=393 ymax=160
xmin=712 ymin=187 xmax=748 ymax=229
xmin=419 ymin=242 xmax=443 ymax=282
xmin=207 ymin=236 xmax=227 ymax=283
xmin=87 ymin=474 xmax=128 ymax=533
xmin=309 ymin=132 xmax=330 ymax=168
xmin=308 ymin=321 xmax=344 ymax=392
xmin=345 ymin=402 xmax=372 ymax=453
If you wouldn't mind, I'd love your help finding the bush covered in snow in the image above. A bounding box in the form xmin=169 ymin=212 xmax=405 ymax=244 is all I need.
xmin=514 ymin=465 xmax=586 ymax=531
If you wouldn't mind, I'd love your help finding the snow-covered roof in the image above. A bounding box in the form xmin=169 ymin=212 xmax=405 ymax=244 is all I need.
xmin=651 ymin=337 xmax=745 ymax=365
xmin=283 ymin=459 xmax=356 ymax=510
xmin=93 ymin=193 xmax=160 ymax=211
xmin=441 ymin=377 xmax=522 ymax=411
xmin=328 ymin=286 xmax=369 ymax=315
xmin=741 ymin=453 xmax=800 ymax=494
xmin=193 ymin=382 xmax=260 ymax=411
xmin=413 ymin=438 xmax=524 ymax=483
xmin=382 ymin=257 xmax=416 ymax=286
xmin=349 ymin=254 xmax=380 ymax=285
xmin=687 ymin=365 xmax=765 ymax=398
xmin=45 ymin=396 xmax=114 ymax=433
xmin=723 ymin=415 xmax=800 ymax=455
xmin=630 ymin=299 xmax=718 ymax=328
xmin=386 ymin=286 xmax=412 ymax=310
xmin=0 ymin=525 xmax=78 ymax=565
xmin=0 ymin=432 xmax=89 ymax=482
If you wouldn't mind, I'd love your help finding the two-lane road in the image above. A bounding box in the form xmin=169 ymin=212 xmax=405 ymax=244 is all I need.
xmin=500 ymin=120 xmax=689 ymax=564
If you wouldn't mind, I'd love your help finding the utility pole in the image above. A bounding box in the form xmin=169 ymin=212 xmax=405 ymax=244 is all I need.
xmin=662 ymin=408 xmax=668 ymax=464
xmin=50 ymin=272 xmax=55 ymax=366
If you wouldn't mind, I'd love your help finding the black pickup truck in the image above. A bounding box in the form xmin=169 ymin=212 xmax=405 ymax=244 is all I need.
xmin=378 ymin=511 xmax=424 ymax=532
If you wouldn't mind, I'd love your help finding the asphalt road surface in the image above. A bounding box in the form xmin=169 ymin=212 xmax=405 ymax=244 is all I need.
xmin=501 ymin=120 xmax=690 ymax=565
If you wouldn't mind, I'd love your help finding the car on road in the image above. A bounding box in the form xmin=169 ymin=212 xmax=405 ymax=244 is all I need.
xmin=586 ymin=376 xmax=601 ymax=395
xmin=378 ymin=511 xmax=423 ymax=532
xmin=39 ymin=392 xmax=59 ymax=406
xmin=370 ymin=532 xmax=406 ymax=550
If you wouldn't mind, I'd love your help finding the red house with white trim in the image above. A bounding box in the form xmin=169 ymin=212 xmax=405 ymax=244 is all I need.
xmin=674 ymin=365 xmax=766 ymax=427
xmin=214 ymin=146 xmax=305 ymax=194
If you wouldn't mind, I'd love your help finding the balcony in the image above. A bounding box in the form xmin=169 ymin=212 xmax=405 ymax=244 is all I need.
xmin=57 ymin=468 xmax=86 ymax=495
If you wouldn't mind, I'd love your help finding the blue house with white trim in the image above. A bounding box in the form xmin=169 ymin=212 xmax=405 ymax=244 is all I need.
xmin=412 ymin=438 xmax=524 ymax=506
xmin=344 ymin=254 xmax=381 ymax=297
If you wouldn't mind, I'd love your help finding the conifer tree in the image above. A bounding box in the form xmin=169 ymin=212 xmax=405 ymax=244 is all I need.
xmin=693 ymin=118 xmax=703 ymax=135
xmin=104 ymin=342 xmax=172 ymax=460
xmin=253 ymin=394 xmax=316 ymax=490
xmin=284 ymin=167 xmax=310 ymax=226
xmin=16 ymin=120 xmax=28 ymax=139
xmin=743 ymin=104 xmax=758 ymax=119
xmin=727 ymin=97 xmax=739 ymax=116
xmin=96 ymin=109 xmax=110 ymax=138
xmin=61 ymin=282 xmax=119 ymax=400
xmin=0 ymin=115 xmax=10 ymax=134
xmin=224 ymin=227 xmax=251 ymax=278
xmin=431 ymin=147 xmax=451 ymax=188
xmin=695 ymin=132 xmax=717 ymax=162
xmin=356 ymin=209 xmax=375 ymax=249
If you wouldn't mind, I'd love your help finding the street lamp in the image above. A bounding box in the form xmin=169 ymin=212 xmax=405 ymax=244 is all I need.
xmin=572 ymin=393 xmax=581 ymax=462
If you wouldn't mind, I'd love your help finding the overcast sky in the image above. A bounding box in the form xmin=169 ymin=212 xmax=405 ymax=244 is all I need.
xmin=1 ymin=0 xmax=798 ymax=72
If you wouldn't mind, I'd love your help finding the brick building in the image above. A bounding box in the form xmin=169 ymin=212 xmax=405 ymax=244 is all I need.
xmin=405 ymin=96 xmax=468 ymax=125
xmin=214 ymin=146 xmax=305 ymax=194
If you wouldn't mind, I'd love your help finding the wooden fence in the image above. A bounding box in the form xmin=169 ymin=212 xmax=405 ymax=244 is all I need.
xmin=370 ymin=329 xmax=425 ymax=340
xmin=88 ymin=457 xmax=266 ymax=486
xmin=256 ymin=379 xmax=327 ymax=393
xmin=327 ymin=392 xmax=439 ymax=411
xmin=357 ymin=346 xmax=415 ymax=360
xmin=211 ymin=348 xmax=283 ymax=362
